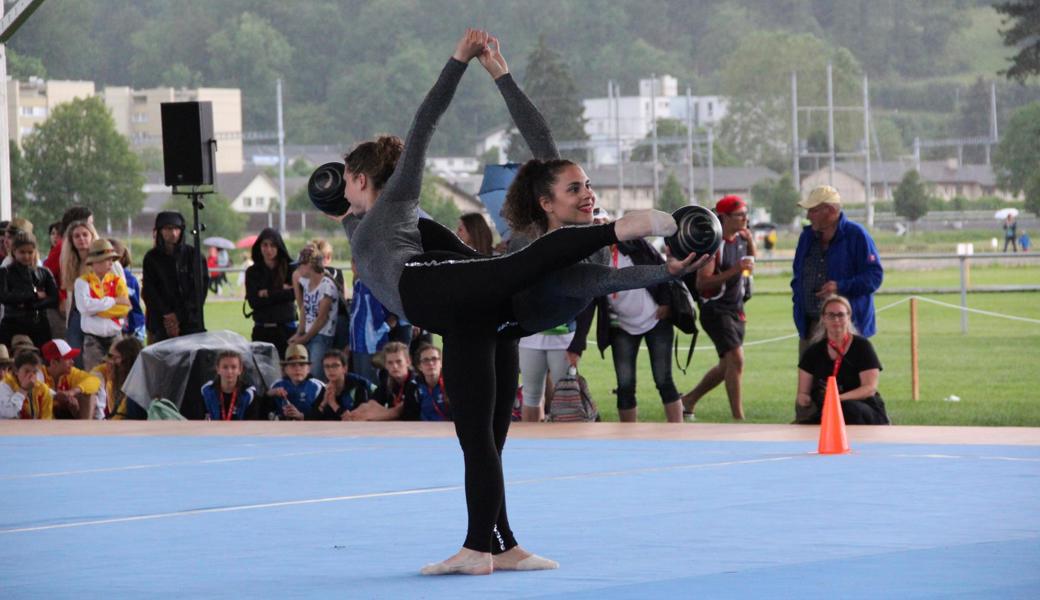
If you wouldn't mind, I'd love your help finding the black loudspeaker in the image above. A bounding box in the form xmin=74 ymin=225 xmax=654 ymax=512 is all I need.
xmin=161 ymin=101 xmax=215 ymax=186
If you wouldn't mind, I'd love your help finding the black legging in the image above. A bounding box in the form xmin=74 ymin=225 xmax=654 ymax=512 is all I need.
xmin=442 ymin=334 xmax=520 ymax=552
xmin=400 ymin=221 xmax=618 ymax=553
xmin=400 ymin=222 xmax=617 ymax=335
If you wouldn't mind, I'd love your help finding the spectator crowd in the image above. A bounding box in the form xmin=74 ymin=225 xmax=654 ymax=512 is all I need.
xmin=0 ymin=186 xmax=889 ymax=427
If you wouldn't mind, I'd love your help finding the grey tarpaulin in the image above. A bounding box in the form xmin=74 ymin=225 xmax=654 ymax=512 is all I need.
xmin=123 ymin=330 xmax=281 ymax=411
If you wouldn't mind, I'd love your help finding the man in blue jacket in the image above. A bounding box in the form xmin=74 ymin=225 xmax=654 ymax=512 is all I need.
xmin=791 ymin=185 xmax=883 ymax=355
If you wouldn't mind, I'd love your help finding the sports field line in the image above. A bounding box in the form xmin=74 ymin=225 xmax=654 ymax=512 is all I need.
xmin=0 ymin=456 xmax=795 ymax=534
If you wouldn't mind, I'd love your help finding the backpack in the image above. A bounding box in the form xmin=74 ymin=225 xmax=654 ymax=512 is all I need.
xmin=147 ymin=398 xmax=187 ymax=421
xmin=547 ymin=367 xmax=599 ymax=423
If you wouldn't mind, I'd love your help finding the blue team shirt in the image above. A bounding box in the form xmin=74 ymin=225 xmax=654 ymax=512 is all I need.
xmin=201 ymin=380 xmax=256 ymax=420
xmin=271 ymin=377 xmax=325 ymax=418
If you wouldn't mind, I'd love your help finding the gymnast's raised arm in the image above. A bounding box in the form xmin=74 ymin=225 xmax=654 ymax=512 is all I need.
xmin=480 ymin=37 xmax=559 ymax=161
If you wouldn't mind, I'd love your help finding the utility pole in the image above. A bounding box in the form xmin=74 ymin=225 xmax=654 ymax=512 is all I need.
xmin=276 ymin=78 xmax=287 ymax=234
xmin=791 ymin=71 xmax=799 ymax=190
xmin=987 ymin=81 xmax=998 ymax=165
xmin=686 ymin=86 xmax=695 ymax=205
xmin=707 ymin=125 xmax=715 ymax=201
xmin=863 ymin=75 xmax=873 ymax=228
xmin=827 ymin=62 xmax=835 ymax=185
xmin=650 ymin=74 xmax=659 ymax=205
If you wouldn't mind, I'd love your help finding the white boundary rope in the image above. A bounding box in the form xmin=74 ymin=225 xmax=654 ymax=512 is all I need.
xmin=909 ymin=295 xmax=1040 ymax=325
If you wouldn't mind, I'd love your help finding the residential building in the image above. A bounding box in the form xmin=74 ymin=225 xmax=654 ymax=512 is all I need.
xmin=800 ymin=159 xmax=1022 ymax=204
xmin=104 ymin=86 xmax=243 ymax=174
xmin=586 ymin=164 xmax=777 ymax=213
xmin=5 ymin=77 xmax=95 ymax=146
xmin=583 ymin=75 xmax=729 ymax=166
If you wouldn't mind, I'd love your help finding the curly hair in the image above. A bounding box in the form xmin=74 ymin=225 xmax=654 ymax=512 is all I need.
xmin=344 ymin=135 xmax=405 ymax=191
xmin=502 ymin=158 xmax=576 ymax=236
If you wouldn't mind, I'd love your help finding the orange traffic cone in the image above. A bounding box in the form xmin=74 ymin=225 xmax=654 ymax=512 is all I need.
xmin=818 ymin=376 xmax=850 ymax=454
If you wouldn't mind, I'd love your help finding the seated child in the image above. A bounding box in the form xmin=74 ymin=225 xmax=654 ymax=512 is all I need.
xmin=41 ymin=339 xmax=101 ymax=420
xmin=91 ymin=336 xmax=146 ymax=420
xmin=349 ymin=342 xmax=421 ymax=421
xmin=0 ymin=350 xmax=54 ymax=419
xmin=313 ymin=350 xmax=375 ymax=420
xmin=267 ymin=344 xmax=324 ymax=420
xmin=201 ymin=350 xmax=256 ymax=421
xmin=414 ymin=344 xmax=451 ymax=422
xmin=74 ymin=239 xmax=131 ymax=370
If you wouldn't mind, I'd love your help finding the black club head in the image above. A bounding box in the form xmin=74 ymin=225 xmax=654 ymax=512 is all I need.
xmin=664 ymin=205 xmax=723 ymax=260
xmin=308 ymin=162 xmax=350 ymax=216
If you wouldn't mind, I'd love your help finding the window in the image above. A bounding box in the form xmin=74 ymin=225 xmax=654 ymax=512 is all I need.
xmin=132 ymin=113 xmax=148 ymax=123
xmin=242 ymin=197 xmax=252 ymax=208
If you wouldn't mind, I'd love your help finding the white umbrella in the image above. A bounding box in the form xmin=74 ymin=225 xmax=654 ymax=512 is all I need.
xmin=203 ymin=236 xmax=235 ymax=250
xmin=994 ymin=208 xmax=1019 ymax=220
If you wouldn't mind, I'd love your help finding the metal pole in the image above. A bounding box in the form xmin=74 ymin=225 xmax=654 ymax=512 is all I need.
xmin=277 ymin=78 xmax=287 ymax=234
xmin=958 ymin=255 xmax=968 ymax=334
xmin=615 ymin=81 xmax=624 ymax=213
xmin=650 ymin=73 xmax=659 ymax=205
xmin=707 ymin=126 xmax=715 ymax=201
xmin=914 ymin=137 xmax=921 ymax=173
xmin=686 ymin=86 xmax=695 ymax=205
xmin=0 ymin=2 xmax=10 ymax=221
xmin=910 ymin=297 xmax=919 ymax=401
xmin=863 ymin=75 xmax=873 ymax=228
xmin=990 ymin=81 xmax=998 ymax=142
xmin=791 ymin=71 xmax=799 ymax=191
xmin=190 ymin=190 xmax=206 ymax=331
xmin=827 ymin=62 xmax=835 ymax=186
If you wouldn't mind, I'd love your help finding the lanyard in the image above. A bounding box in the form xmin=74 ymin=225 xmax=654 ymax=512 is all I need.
xmin=220 ymin=386 xmax=239 ymax=421
xmin=392 ymin=379 xmax=406 ymax=407
xmin=427 ymin=376 xmax=448 ymax=419
xmin=828 ymin=334 xmax=851 ymax=378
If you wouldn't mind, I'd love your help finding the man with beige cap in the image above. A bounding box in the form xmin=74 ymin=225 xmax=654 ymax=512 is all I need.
xmin=791 ymin=184 xmax=883 ymax=357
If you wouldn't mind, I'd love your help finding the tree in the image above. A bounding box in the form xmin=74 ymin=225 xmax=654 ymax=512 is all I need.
xmin=507 ymin=35 xmax=587 ymax=162
xmin=750 ymin=175 xmax=800 ymax=226
xmin=420 ymin=176 xmax=461 ymax=229
xmin=718 ymin=31 xmax=864 ymax=168
xmin=8 ymin=142 xmax=31 ymax=218
xmin=206 ymin=13 xmax=293 ymax=131
xmin=993 ymin=102 xmax=1040 ymax=195
xmin=657 ymin=173 xmax=687 ymax=213
xmin=996 ymin=1 xmax=1040 ymax=83
xmin=1025 ymin=171 xmax=1040 ymax=217
xmin=893 ymin=170 xmax=930 ymax=227
xmin=21 ymin=96 xmax=144 ymax=226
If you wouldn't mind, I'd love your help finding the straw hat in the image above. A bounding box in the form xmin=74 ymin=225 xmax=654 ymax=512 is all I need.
xmin=10 ymin=335 xmax=37 ymax=356
xmin=282 ymin=344 xmax=310 ymax=366
xmin=85 ymin=238 xmax=120 ymax=265
xmin=0 ymin=344 xmax=11 ymax=367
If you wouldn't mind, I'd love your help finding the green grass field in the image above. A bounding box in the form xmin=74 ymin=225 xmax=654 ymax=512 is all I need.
xmin=204 ymin=266 xmax=1040 ymax=426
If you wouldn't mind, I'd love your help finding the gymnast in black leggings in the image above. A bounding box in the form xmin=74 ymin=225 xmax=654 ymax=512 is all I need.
xmin=339 ymin=30 xmax=698 ymax=576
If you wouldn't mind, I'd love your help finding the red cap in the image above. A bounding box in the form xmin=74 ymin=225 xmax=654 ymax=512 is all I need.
xmin=41 ymin=339 xmax=81 ymax=362
xmin=715 ymin=195 xmax=746 ymax=214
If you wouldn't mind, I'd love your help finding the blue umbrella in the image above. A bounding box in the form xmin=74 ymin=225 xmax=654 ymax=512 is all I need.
xmin=477 ymin=163 xmax=520 ymax=240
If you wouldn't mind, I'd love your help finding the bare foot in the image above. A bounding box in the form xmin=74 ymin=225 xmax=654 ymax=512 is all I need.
xmin=614 ymin=209 xmax=677 ymax=241
xmin=419 ymin=547 xmax=493 ymax=576
xmin=493 ymin=546 xmax=559 ymax=571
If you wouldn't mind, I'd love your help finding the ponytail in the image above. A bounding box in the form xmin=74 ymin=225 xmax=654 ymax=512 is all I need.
xmin=344 ymin=135 xmax=404 ymax=191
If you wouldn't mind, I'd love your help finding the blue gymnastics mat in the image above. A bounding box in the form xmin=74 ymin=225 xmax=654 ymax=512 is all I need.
xmin=1 ymin=435 xmax=1038 ymax=599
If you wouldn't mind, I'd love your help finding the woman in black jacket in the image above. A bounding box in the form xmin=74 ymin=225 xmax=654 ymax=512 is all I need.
xmin=593 ymin=238 xmax=682 ymax=422
xmin=245 ymin=228 xmax=297 ymax=358
xmin=0 ymin=232 xmax=58 ymax=347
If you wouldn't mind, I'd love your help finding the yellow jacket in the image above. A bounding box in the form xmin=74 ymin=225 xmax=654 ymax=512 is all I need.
xmin=42 ymin=366 xmax=102 ymax=396
xmin=1 ymin=371 xmax=54 ymax=419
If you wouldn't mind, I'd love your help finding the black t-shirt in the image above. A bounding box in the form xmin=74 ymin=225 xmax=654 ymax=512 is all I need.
xmin=798 ymin=335 xmax=882 ymax=404
xmin=373 ymin=369 xmax=422 ymax=421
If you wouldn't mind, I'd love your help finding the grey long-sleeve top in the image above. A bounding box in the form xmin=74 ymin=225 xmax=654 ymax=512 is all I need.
xmin=343 ymin=58 xmax=469 ymax=319
xmin=495 ymin=74 xmax=674 ymax=332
